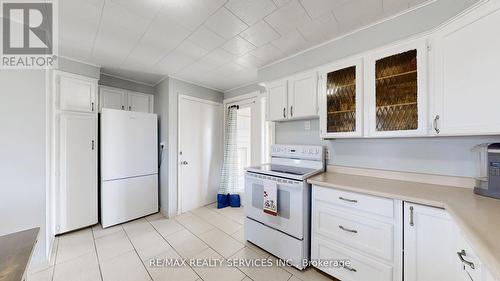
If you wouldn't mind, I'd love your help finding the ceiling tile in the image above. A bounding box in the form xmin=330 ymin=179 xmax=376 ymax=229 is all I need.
xmin=298 ymin=12 xmax=340 ymax=43
xmin=222 ymin=36 xmax=256 ymax=56
xmin=383 ymin=0 xmax=410 ymax=15
xmin=264 ymin=0 xmax=311 ymax=34
xmin=225 ymin=0 xmax=277 ymax=25
xmin=161 ymin=0 xmax=226 ymax=31
xmin=125 ymin=18 xmax=191 ymax=67
xmin=108 ymin=0 xmax=164 ymax=20
xmin=201 ymin=48 xmax=238 ymax=68
xmin=99 ymin=2 xmax=150 ymax=34
xmin=239 ymin=21 xmax=280 ymax=47
xmin=59 ymin=0 xmax=103 ymax=60
xmin=92 ymin=24 xmax=143 ymax=66
xmin=249 ymin=44 xmax=282 ymax=63
xmin=299 ymin=0 xmax=348 ymax=19
xmin=156 ymin=40 xmax=208 ymax=74
xmin=204 ymin=7 xmax=249 ymax=39
xmin=333 ymin=0 xmax=384 ymax=32
xmin=409 ymin=0 xmax=431 ymax=6
xmin=236 ymin=53 xmax=265 ymax=68
xmin=271 ymin=30 xmax=309 ymax=55
xmin=188 ymin=26 xmax=226 ymax=51
xmin=272 ymin=0 xmax=292 ymax=7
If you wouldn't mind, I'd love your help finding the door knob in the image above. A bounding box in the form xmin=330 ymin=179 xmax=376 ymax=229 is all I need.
xmin=181 ymin=161 xmax=188 ymax=165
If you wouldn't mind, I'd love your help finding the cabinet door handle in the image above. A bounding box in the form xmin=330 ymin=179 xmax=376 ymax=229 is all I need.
xmin=339 ymin=225 xmax=358 ymax=234
xmin=339 ymin=196 xmax=357 ymax=203
xmin=409 ymin=206 xmax=414 ymax=226
xmin=283 ymin=107 xmax=286 ymax=118
xmin=434 ymin=115 xmax=440 ymax=134
xmin=290 ymin=106 xmax=293 ymax=117
xmin=91 ymin=102 xmax=94 ymax=112
xmin=91 ymin=140 xmax=95 ymax=150
xmin=343 ymin=266 xmax=357 ymax=272
xmin=457 ymin=250 xmax=475 ymax=269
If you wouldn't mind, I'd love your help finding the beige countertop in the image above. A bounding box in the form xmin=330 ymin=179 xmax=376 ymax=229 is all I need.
xmin=0 ymin=228 xmax=39 ymax=281
xmin=308 ymin=172 xmax=500 ymax=280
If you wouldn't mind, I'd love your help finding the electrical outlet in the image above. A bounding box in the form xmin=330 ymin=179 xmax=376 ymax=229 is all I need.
xmin=325 ymin=149 xmax=331 ymax=160
xmin=304 ymin=120 xmax=311 ymax=130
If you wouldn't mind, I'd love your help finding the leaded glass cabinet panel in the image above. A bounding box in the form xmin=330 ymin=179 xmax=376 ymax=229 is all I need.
xmin=319 ymin=59 xmax=364 ymax=138
xmin=366 ymin=40 xmax=428 ymax=137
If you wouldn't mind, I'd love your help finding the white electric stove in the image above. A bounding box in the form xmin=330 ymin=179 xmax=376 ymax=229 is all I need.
xmin=244 ymin=144 xmax=325 ymax=269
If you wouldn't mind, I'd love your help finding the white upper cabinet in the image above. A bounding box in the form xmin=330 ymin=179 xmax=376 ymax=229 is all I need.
xmin=128 ymin=92 xmax=153 ymax=113
xmin=288 ymin=71 xmax=318 ymax=119
xmin=99 ymin=87 xmax=127 ymax=111
xmin=266 ymin=71 xmax=318 ymax=122
xmin=58 ymin=72 xmax=97 ymax=113
xmin=432 ymin=0 xmax=500 ymax=136
xmin=99 ymin=86 xmax=154 ymax=113
xmin=267 ymin=79 xmax=289 ymax=121
xmin=365 ymin=40 xmax=429 ymax=137
xmin=403 ymin=202 xmax=458 ymax=281
xmin=318 ymin=58 xmax=364 ymax=138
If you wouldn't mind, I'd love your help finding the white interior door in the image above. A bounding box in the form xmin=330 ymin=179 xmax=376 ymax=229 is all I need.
xmin=179 ymin=96 xmax=223 ymax=213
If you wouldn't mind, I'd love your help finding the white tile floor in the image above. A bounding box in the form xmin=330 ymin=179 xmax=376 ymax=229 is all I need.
xmin=28 ymin=203 xmax=335 ymax=281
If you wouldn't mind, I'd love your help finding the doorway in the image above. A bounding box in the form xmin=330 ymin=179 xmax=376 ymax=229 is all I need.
xmin=178 ymin=95 xmax=223 ymax=213
xmin=225 ymin=92 xmax=274 ymax=203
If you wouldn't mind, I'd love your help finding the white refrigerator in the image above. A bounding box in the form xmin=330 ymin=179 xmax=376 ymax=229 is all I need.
xmin=100 ymin=108 xmax=158 ymax=228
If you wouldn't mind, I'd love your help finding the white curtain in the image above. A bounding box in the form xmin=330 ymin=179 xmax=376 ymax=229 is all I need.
xmin=217 ymin=106 xmax=240 ymax=207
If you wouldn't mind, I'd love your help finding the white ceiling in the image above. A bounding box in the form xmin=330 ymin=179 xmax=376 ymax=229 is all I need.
xmin=60 ymin=0 xmax=431 ymax=91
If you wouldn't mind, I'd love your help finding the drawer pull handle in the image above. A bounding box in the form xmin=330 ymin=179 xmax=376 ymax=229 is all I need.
xmin=344 ymin=266 xmax=357 ymax=272
xmin=339 ymin=225 xmax=358 ymax=234
xmin=339 ymin=196 xmax=357 ymax=203
xmin=457 ymin=250 xmax=475 ymax=269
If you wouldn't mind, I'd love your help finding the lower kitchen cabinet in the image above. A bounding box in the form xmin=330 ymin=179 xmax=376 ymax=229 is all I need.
xmin=403 ymin=202 xmax=458 ymax=281
xmin=312 ymin=186 xmax=497 ymax=281
xmin=404 ymin=202 xmax=497 ymax=281
xmin=311 ymin=185 xmax=402 ymax=281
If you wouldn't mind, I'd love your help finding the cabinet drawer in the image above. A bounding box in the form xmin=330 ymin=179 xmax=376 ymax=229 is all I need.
xmin=313 ymin=185 xmax=394 ymax=218
xmin=313 ymin=201 xmax=394 ymax=261
xmin=312 ymin=237 xmax=393 ymax=281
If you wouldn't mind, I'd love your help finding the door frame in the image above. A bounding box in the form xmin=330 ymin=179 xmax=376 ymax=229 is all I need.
xmin=177 ymin=95 xmax=223 ymax=214
xmin=223 ymin=91 xmax=275 ymax=165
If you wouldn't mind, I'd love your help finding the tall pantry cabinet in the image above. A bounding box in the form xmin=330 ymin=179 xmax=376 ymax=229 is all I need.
xmin=54 ymin=71 xmax=98 ymax=234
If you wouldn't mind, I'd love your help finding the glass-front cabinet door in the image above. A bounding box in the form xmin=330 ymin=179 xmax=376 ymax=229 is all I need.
xmin=318 ymin=59 xmax=364 ymax=138
xmin=365 ymin=40 xmax=428 ymax=137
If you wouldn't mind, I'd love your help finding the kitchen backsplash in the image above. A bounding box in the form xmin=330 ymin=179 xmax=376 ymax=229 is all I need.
xmin=275 ymin=119 xmax=500 ymax=178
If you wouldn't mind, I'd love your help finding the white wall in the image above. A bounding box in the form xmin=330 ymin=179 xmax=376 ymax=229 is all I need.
xmin=224 ymin=83 xmax=265 ymax=100
xmin=0 ymin=70 xmax=47 ymax=265
xmin=99 ymin=73 xmax=156 ymax=94
xmin=155 ymin=77 xmax=223 ymax=217
xmin=57 ymin=57 xmax=100 ymax=79
xmin=275 ymin=119 xmax=500 ymax=177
